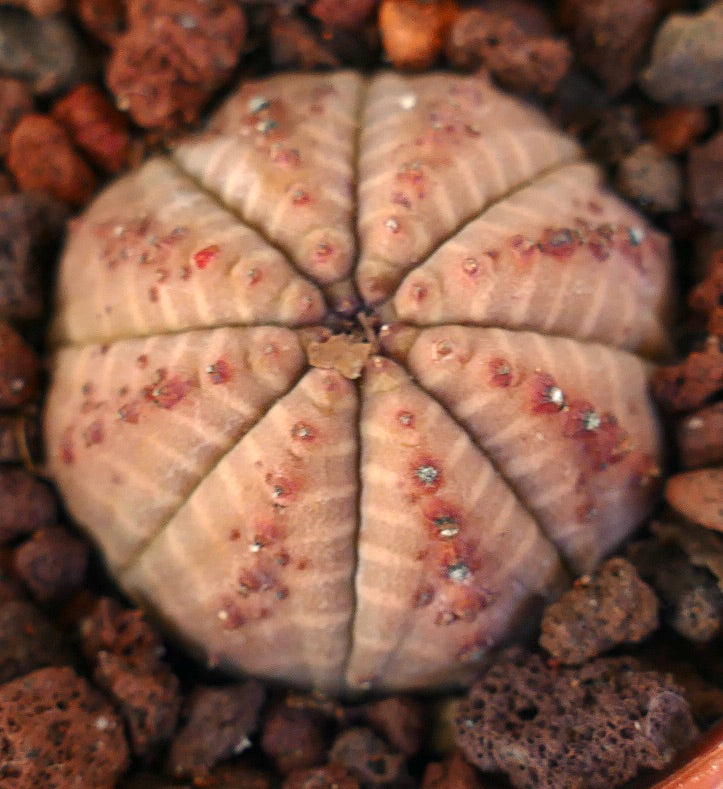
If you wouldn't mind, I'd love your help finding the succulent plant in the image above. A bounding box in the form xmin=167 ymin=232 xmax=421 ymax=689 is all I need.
xmin=45 ymin=71 xmax=673 ymax=694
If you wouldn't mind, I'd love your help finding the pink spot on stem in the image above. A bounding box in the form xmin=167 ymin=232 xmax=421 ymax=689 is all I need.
xmin=193 ymin=244 xmax=219 ymax=269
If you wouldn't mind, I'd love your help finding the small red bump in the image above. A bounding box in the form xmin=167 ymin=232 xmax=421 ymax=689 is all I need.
xmin=410 ymin=282 xmax=427 ymax=302
xmin=530 ymin=372 xmax=565 ymax=414
xmin=117 ymin=402 xmax=140 ymax=424
xmin=413 ymin=585 xmax=435 ymax=608
xmin=136 ymin=354 xmax=148 ymax=369
xmin=142 ymin=373 xmax=192 ymax=409
xmin=489 ymin=357 xmax=513 ymax=387
xmin=291 ymin=421 xmax=316 ymax=441
xmin=193 ymin=244 xmax=219 ymax=270
xmin=273 ymin=147 xmax=301 ymax=167
xmin=229 ymin=529 xmax=241 ymax=541
xmin=82 ymin=420 xmax=104 ymax=447
xmin=238 ymin=568 xmax=275 ymax=595
xmin=412 ymin=459 xmax=442 ymax=492
xmin=207 ymin=359 xmax=231 ymax=384
xmin=313 ymin=241 xmax=334 ymax=261
xmin=538 ymin=227 xmax=582 ymax=258
xmin=148 ymin=286 xmax=159 ymax=302
xmin=60 ymin=437 xmax=74 ymax=465
xmin=397 ymin=410 xmax=415 ymax=428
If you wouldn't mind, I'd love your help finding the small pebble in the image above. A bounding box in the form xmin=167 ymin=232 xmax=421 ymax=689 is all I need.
xmin=13 ymin=525 xmax=88 ymax=603
xmin=261 ymin=701 xmax=329 ymax=774
xmin=641 ymin=2 xmax=723 ymax=106
xmin=0 ymin=322 xmax=39 ymax=409
xmin=378 ymin=0 xmax=458 ymax=71
xmin=666 ymin=468 xmax=723 ymax=533
xmin=676 ymin=403 xmax=723 ymax=470
xmin=328 ymin=726 xmax=409 ymax=786
xmin=616 ymin=141 xmax=683 ymax=213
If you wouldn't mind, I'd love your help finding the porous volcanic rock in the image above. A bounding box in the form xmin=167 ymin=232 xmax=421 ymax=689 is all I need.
xmin=45 ymin=71 xmax=673 ymax=694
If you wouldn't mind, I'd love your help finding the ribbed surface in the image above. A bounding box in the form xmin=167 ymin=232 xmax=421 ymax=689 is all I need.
xmin=45 ymin=72 xmax=673 ymax=693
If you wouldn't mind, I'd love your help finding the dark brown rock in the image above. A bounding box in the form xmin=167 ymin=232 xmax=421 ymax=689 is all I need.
xmin=688 ymin=132 xmax=723 ymax=229
xmin=0 ymin=410 xmax=40 ymax=463
xmin=643 ymin=105 xmax=709 ymax=156
xmin=454 ymin=651 xmax=698 ymax=789
xmin=587 ymin=105 xmax=642 ymax=166
xmin=628 ymin=534 xmax=723 ymax=642
xmin=447 ymin=7 xmax=571 ymax=95
xmin=328 ymin=727 xmax=410 ymax=786
xmin=261 ymin=701 xmax=329 ymax=774
xmin=283 ymin=764 xmax=360 ymax=789
xmin=0 ymin=467 xmax=56 ymax=543
xmin=539 ymin=557 xmax=659 ymax=664
xmin=651 ymin=520 xmax=723 ymax=594
xmin=13 ymin=525 xmax=88 ymax=603
xmin=269 ymin=11 xmax=341 ymax=70
xmin=558 ymin=0 xmax=661 ymax=95
xmin=73 ymin=0 xmax=126 ymax=46
xmin=0 ymin=599 xmax=70 ymax=683
xmin=166 ymin=680 xmax=266 ymax=779
xmin=361 ymin=696 xmax=426 ymax=756
xmin=0 ymin=322 xmax=39 ymax=409
xmin=0 ymin=666 xmax=129 ymax=787
xmin=0 ymin=192 xmax=68 ymax=322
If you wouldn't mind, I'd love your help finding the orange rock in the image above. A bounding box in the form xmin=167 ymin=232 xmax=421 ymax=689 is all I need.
xmin=53 ymin=84 xmax=130 ymax=174
xmin=378 ymin=0 xmax=458 ymax=70
xmin=7 ymin=114 xmax=96 ymax=207
xmin=665 ymin=468 xmax=723 ymax=533
xmin=644 ymin=106 xmax=709 ymax=155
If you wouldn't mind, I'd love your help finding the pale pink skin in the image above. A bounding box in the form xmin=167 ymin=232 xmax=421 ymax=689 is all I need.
xmin=45 ymin=71 xmax=672 ymax=694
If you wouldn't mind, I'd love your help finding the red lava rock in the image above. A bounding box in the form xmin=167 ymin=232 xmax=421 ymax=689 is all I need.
xmin=106 ymin=0 xmax=246 ymax=130
xmin=166 ymin=680 xmax=266 ymax=779
xmin=13 ymin=525 xmax=88 ymax=603
xmin=328 ymin=727 xmax=410 ymax=786
xmin=421 ymin=750 xmax=488 ymax=789
xmin=666 ymin=468 xmax=723 ymax=534
xmin=616 ymin=141 xmax=683 ymax=213
xmin=79 ymin=597 xmax=168 ymax=673
xmin=261 ymin=701 xmax=330 ymax=775
xmin=283 ymin=764 xmax=361 ymax=789
xmin=0 ymin=322 xmax=39 ymax=409
xmin=0 ymin=599 xmax=71 ymax=683
xmin=0 ymin=192 xmax=68 ymax=322
xmin=587 ymin=105 xmax=642 ymax=165
xmin=653 ymin=335 xmax=723 ymax=413
xmin=557 ymin=0 xmax=661 ymax=96
xmin=52 ymin=84 xmax=131 ymax=173
xmin=0 ymin=665 xmax=129 ymax=787
xmin=688 ymin=132 xmax=723 ymax=230
xmin=93 ymin=649 xmax=182 ymax=758
xmin=539 ymin=557 xmax=659 ymax=664
xmin=446 ymin=7 xmax=571 ymax=96
xmin=641 ymin=2 xmax=723 ymax=106
xmin=0 ymin=77 xmax=33 ymax=158
xmin=454 ymin=650 xmax=698 ymax=789
xmin=7 ymin=113 xmax=96 ymax=206
xmin=378 ymin=0 xmax=458 ymax=70
xmin=270 ymin=11 xmax=341 ymax=70
xmin=643 ymin=106 xmax=709 ymax=156
xmin=676 ymin=404 xmax=723 ymax=470
xmin=628 ymin=532 xmax=723 ymax=643
xmin=0 ymin=467 xmax=56 ymax=543
xmin=361 ymin=696 xmax=426 ymax=756
xmin=309 ymin=0 xmax=378 ymax=31
xmin=73 ymin=0 xmax=126 ymax=46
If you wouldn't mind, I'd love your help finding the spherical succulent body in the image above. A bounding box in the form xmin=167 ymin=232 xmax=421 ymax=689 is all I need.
xmin=45 ymin=72 xmax=673 ymax=694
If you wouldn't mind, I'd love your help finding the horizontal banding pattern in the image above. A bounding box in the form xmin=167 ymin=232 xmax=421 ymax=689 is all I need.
xmin=45 ymin=71 xmax=672 ymax=693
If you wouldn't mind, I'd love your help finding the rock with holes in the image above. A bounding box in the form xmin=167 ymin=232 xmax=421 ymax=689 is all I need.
xmin=45 ymin=71 xmax=673 ymax=694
